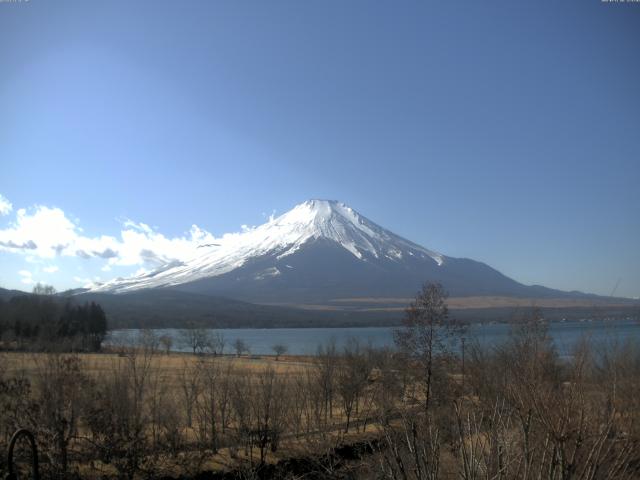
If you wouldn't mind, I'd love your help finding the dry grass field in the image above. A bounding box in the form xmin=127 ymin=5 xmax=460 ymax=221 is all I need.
xmin=269 ymin=295 xmax=640 ymax=314
xmin=0 ymin=347 xmax=389 ymax=478
xmin=1 ymin=350 xmax=316 ymax=380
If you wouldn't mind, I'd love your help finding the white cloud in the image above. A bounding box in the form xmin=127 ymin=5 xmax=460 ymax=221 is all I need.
xmin=18 ymin=269 xmax=33 ymax=284
xmin=43 ymin=265 xmax=59 ymax=273
xmin=73 ymin=276 xmax=94 ymax=287
xmin=0 ymin=204 xmax=220 ymax=273
xmin=0 ymin=194 xmax=12 ymax=216
xmin=0 ymin=206 xmax=77 ymax=257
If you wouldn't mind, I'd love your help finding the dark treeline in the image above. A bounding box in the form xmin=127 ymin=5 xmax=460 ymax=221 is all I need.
xmin=0 ymin=284 xmax=107 ymax=351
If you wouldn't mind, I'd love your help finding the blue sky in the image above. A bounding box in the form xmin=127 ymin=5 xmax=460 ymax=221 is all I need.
xmin=1 ymin=0 xmax=639 ymax=297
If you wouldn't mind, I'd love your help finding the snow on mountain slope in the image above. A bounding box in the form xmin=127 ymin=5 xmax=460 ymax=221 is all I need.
xmin=92 ymin=200 xmax=445 ymax=294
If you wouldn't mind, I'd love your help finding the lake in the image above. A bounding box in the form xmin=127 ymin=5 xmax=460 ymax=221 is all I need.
xmin=105 ymin=318 xmax=640 ymax=356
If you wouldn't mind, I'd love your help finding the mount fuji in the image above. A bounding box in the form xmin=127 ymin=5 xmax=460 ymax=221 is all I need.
xmin=91 ymin=200 xmax=577 ymax=304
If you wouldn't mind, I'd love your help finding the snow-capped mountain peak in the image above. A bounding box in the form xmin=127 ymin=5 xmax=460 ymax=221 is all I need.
xmin=273 ymin=199 xmax=441 ymax=262
xmin=92 ymin=200 xmax=444 ymax=294
xmin=270 ymin=199 xmax=382 ymax=259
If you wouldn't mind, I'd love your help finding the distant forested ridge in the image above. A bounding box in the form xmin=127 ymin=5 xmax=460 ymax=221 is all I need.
xmin=0 ymin=285 xmax=107 ymax=351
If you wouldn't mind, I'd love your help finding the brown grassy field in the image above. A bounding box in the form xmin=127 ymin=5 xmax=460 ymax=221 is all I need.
xmin=1 ymin=348 xmax=384 ymax=478
xmin=267 ymin=295 xmax=640 ymax=313
xmin=1 ymin=350 xmax=315 ymax=379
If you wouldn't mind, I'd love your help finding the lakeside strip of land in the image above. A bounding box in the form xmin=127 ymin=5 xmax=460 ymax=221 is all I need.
xmin=278 ymin=295 xmax=640 ymax=310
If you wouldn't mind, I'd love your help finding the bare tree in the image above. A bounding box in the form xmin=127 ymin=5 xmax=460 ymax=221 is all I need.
xmin=229 ymin=369 xmax=252 ymax=458
xmin=180 ymin=327 xmax=212 ymax=355
xmin=214 ymin=361 xmax=234 ymax=434
xmin=250 ymin=367 xmax=288 ymax=465
xmin=159 ymin=334 xmax=173 ymax=355
xmin=234 ymin=338 xmax=249 ymax=357
xmin=194 ymin=357 xmax=235 ymax=453
xmin=212 ymin=331 xmax=226 ymax=355
xmin=377 ymin=410 xmax=442 ymax=480
xmin=32 ymin=353 xmax=87 ymax=477
xmin=316 ymin=339 xmax=338 ymax=425
xmin=32 ymin=283 xmax=56 ymax=295
xmin=369 ymin=346 xmax=403 ymax=426
xmin=394 ymin=282 xmax=462 ymax=413
xmin=272 ymin=343 xmax=288 ymax=361
xmin=138 ymin=329 xmax=160 ymax=353
xmin=337 ymin=338 xmax=369 ymax=433
xmin=85 ymin=346 xmax=157 ymax=480
xmin=0 ymin=359 xmax=33 ymax=471
xmin=179 ymin=360 xmax=201 ymax=428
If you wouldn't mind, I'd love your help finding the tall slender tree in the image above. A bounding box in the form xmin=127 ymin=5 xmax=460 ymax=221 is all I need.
xmin=394 ymin=282 xmax=462 ymax=412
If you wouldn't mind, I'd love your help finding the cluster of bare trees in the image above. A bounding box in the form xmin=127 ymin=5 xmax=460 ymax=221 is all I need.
xmin=376 ymin=285 xmax=640 ymax=480
xmin=178 ymin=326 xmax=226 ymax=355
xmin=449 ymin=321 xmax=640 ymax=480
xmin=0 ymin=331 xmax=407 ymax=479
xmin=0 ymin=283 xmax=638 ymax=479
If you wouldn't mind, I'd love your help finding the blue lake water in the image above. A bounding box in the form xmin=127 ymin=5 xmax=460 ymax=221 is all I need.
xmin=106 ymin=319 xmax=640 ymax=356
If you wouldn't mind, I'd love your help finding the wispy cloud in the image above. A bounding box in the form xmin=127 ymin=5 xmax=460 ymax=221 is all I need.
xmin=43 ymin=265 xmax=59 ymax=273
xmin=0 ymin=239 xmax=37 ymax=249
xmin=0 ymin=194 xmax=13 ymax=216
xmin=262 ymin=209 xmax=277 ymax=222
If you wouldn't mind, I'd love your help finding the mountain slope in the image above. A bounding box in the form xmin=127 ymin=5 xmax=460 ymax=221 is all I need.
xmin=91 ymin=200 xmax=590 ymax=303
xmin=0 ymin=287 xmax=28 ymax=301
xmin=77 ymin=290 xmax=398 ymax=329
